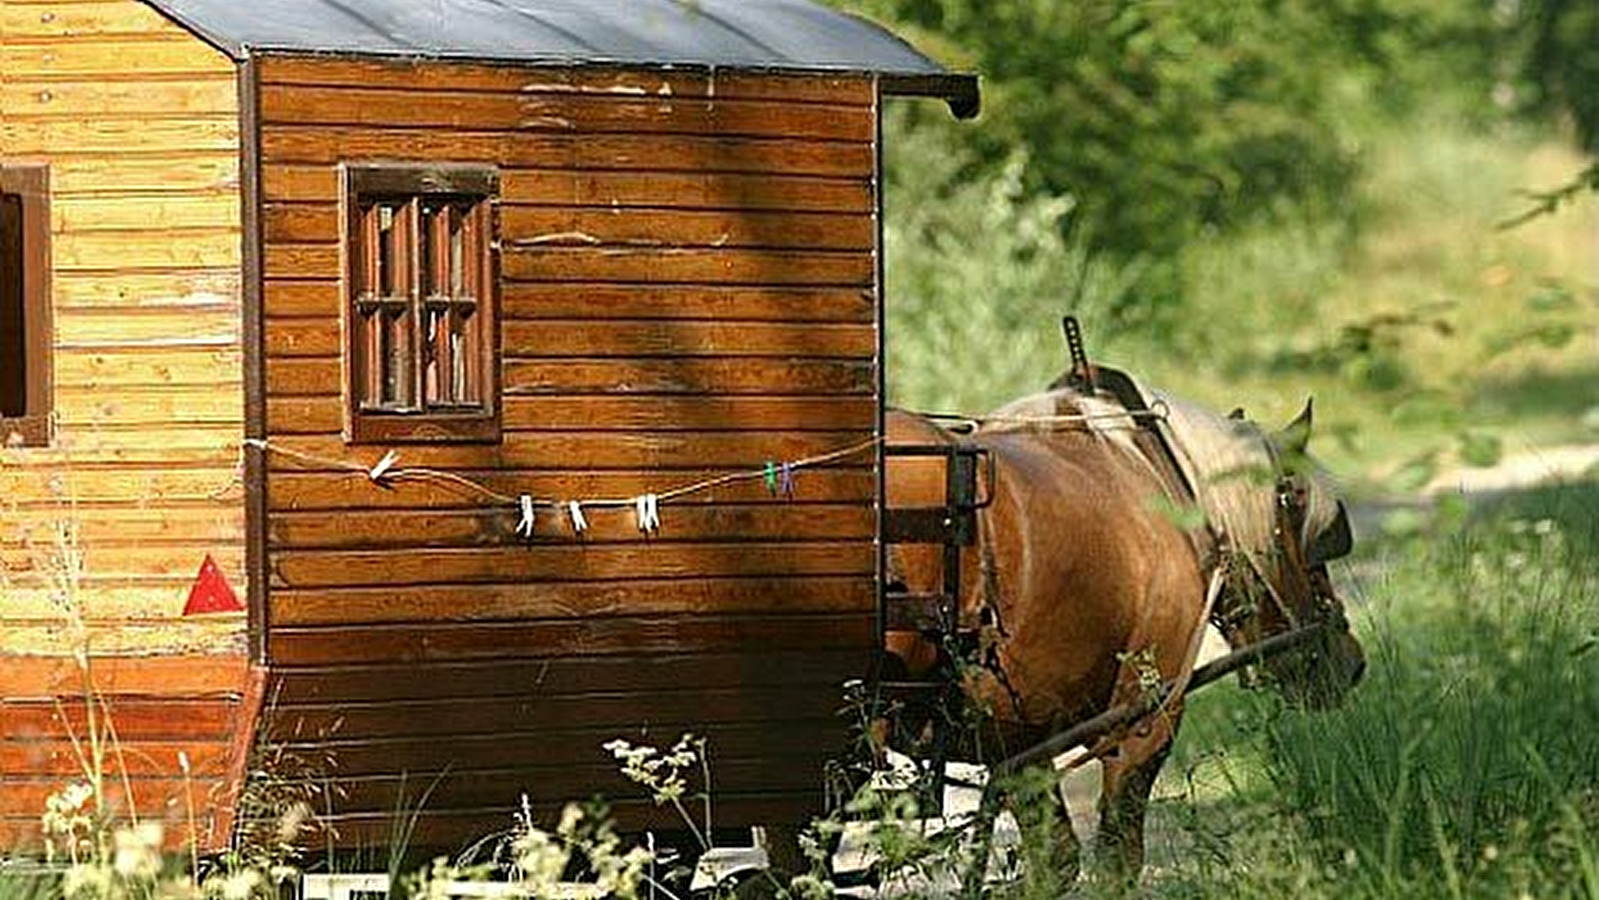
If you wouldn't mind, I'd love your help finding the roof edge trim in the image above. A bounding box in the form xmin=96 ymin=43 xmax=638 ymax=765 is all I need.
xmin=881 ymin=73 xmax=980 ymax=120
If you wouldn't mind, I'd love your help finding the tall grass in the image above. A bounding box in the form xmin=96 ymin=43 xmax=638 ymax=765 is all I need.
xmin=1155 ymin=486 xmax=1599 ymax=900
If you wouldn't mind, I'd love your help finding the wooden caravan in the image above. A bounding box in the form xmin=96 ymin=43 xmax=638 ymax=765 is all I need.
xmin=0 ymin=0 xmax=977 ymax=854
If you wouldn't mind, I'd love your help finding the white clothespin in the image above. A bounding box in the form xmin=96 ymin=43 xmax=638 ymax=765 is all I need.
xmin=635 ymin=494 xmax=660 ymax=534
xmin=368 ymin=449 xmax=400 ymax=485
xmin=567 ymin=500 xmax=588 ymax=534
xmin=515 ymin=495 xmax=537 ymax=539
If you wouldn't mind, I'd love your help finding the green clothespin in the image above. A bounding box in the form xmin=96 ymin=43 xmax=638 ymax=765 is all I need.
xmin=764 ymin=461 xmax=779 ymax=495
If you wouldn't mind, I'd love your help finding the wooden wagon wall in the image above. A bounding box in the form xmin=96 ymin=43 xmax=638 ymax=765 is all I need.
xmin=252 ymin=55 xmax=882 ymax=847
xmin=0 ymin=0 xmax=251 ymax=849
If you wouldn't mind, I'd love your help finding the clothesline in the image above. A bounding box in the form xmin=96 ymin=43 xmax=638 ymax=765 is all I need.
xmin=221 ymin=405 xmax=1157 ymax=534
xmin=243 ymin=435 xmax=882 ymax=535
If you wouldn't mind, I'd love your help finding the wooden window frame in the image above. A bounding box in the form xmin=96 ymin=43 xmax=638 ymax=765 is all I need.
xmin=340 ymin=163 xmax=501 ymax=444
xmin=0 ymin=164 xmax=52 ymax=448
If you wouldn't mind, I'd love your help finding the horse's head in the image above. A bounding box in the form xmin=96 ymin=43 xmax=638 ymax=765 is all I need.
xmin=1164 ymin=396 xmax=1366 ymax=708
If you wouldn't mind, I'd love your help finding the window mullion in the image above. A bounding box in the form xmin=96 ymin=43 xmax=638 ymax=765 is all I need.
xmin=407 ymin=197 xmax=426 ymax=411
xmin=361 ymin=205 xmax=383 ymax=408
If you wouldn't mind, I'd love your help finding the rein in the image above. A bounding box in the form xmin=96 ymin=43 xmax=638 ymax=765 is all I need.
xmin=991 ymin=617 xmax=1332 ymax=779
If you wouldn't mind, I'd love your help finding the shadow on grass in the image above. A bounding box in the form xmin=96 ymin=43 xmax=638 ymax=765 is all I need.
xmin=1469 ymin=364 xmax=1599 ymax=428
xmin=1471 ymin=475 xmax=1599 ymax=557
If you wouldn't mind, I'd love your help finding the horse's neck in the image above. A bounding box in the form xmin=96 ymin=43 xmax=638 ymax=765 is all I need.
xmin=1151 ymin=391 xmax=1276 ymax=561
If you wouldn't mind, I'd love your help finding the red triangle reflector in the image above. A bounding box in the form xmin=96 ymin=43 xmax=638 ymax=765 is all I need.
xmin=183 ymin=554 xmax=243 ymax=616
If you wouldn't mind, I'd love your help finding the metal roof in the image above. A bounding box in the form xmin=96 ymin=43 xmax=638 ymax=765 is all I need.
xmin=139 ymin=0 xmax=978 ymax=116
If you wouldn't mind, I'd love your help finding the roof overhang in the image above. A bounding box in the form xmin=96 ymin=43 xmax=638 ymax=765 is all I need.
xmin=138 ymin=0 xmax=980 ymax=119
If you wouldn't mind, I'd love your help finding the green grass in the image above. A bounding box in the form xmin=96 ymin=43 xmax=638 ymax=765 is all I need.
xmin=1146 ymin=485 xmax=1599 ymax=900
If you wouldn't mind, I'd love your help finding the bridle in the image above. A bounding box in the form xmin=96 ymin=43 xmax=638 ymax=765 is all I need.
xmin=1207 ymin=452 xmax=1353 ymax=651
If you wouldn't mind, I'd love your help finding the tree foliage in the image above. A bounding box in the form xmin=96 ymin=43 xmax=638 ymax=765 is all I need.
xmin=833 ymin=0 xmax=1598 ymax=305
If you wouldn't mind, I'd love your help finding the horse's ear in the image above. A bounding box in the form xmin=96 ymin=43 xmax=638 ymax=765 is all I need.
xmin=1228 ymin=407 xmax=1247 ymax=421
xmin=1278 ymin=398 xmax=1314 ymax=456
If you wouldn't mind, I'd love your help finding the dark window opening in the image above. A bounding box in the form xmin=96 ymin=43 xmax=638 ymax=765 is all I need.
xmin=341 ymin=164 xmax=499 ymax=444
xmin=0 ymin=165 xmax=51 ymax=448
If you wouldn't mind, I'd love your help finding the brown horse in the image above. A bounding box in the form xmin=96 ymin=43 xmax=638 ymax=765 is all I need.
xmin=883 ymin=379 xmax=1365 ymax=882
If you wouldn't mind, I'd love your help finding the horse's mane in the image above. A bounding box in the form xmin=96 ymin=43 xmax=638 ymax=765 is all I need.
xmin=980 ymin=382 xmax=1341 ymax=564
xmin=1149 ymin=389 xmax=1343 ymax=563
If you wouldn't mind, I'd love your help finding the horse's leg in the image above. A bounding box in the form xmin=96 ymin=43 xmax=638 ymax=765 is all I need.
xmin=1094 ymin=715 xmax=1177 ymax=887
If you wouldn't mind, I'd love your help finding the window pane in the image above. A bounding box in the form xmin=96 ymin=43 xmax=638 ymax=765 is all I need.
xmin=382 ymin=307 xmax=413 ymax=407
xmin=0 ymin=194 xmax=23 ymax=418
xmin=450 ymin=205 xmax=466 ymax=297
xmin=451 ymin=308 xmax=473 ymax=404
xmin=377 ymin=203 xmax=404 ymax=297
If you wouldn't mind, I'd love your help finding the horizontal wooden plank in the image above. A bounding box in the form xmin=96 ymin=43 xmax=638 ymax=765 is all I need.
xmin=266 ymin=203 xmax=872 ymax=251
xmin=1 ymin=580 xmax=243 ymax=621
xmin=244 ymin=793 xmax=831 ymax=853
xmin=54 ymin=229 xmax=240 ymax=272
xmin=0 ymin=698 xmax=236 ymax=741
xmin=502 ymin=320 xmax=877 ymax=358
xmin=255 ymin=56 xmax=874 ymax=106
xmin=505 ymin=283 xmax=876 ymax=322
xmin=0 ymin=737 xmax=231 ymax=777
xmin=2 ymin=505 xmax=240 ymax=544
xmin=264 ymin=280 xmax=873 ymax=321
xmin=36 ymin=425 xmax=241 ymax=454
xmin=267 ymin=504 xmax=872 ymax=549
xmin=0 ymin=465 xmax=243 ymax=504
xmin=265 ymin=394 xmax=875 ymax=434
xmin=268 ymin=684 xmax=846 ymax=742
xmin=503 ymin=169 xmax=873 ymax=212
xmin=504 ymin=357 xmax=874 ymax=395
xmin=301 ymin=761 xmax=824 ymax=820
xmin=261 ymin=431 xmax=872 ymax=473
xmin=0 ymin=653 xmax=248 ymax=698
xmin=268 ymin=574 xmax=873 ymax=624
xmin=265 ymin=357 xmax=872 ymax=397
xmin=0 ymin=442 xmax=238 ymax=468
xmin=270 ymin=650 xmax=870 ymax=704
xmin=258 ymin=86 xmax=874 ymax=141
xmin=0 ymin=542 xmax=244 ymax=586
xmin=57 ymin=347 xmax=245 ymax=388
xmin=51 ymin=157 xmax=239 ymax=196
xmin=55 ymin=307 xmax=240 ymax=346
xmin=0 ymin=778 xmax=233 ymax=830
xmin=2 ymin=116 xmax=239 ymax=154
xmin=0 ymin=76 xmax=236 ymax=118
xmin=57 ymin=385 xmax=242 ymax=426
xmin=55 ymin=193 xmax=241 ymax=232
xmin=1 ymin=36 xmax=234 ymax=77
xmin=268 ymin=719 xmax=846 ymax=771
xmin=270 ymin=543 xmax=874 ymax=589
xmin=262 ymin=165 xmax=871 ymax=212
xmin=503 ymin=247 xmax=873 ymax=286
xmin=0 ymin=1 xmax=202 ymax=38
xmin=53 ymin=270 xmax=239 ymax=309
xmin=266 ymin=468 xmax=874 ymax=511
xmin=269 ymin=613 xmax=874 ymax=666
xmin=265 ymin=244 xmax=872 ymax=286
xmin=0 ymin=625 xmax=243 ymax=660
xmin=264 ymin=318 xmax=875 ymax=359
xmin=499 ymin=207 xmax=872 ymax=251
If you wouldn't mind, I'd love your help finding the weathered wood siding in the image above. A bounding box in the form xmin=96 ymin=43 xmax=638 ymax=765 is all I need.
xmin=254 ymin=55 xmax=881 ymax=844
xmin=0 ymin=0 xmax=248 ymax=848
